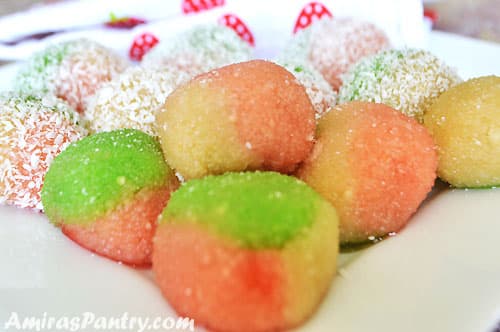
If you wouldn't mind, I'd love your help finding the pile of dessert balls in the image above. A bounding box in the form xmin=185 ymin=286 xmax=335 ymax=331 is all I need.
xmin=1 ymin=18 xmax=499 ymax=332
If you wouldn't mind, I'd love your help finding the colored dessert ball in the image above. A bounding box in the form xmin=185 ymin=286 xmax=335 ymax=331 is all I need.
xmin=0 ymin=94 xmax=87 ymax=210
xmin=41 ymin=129 xmax=179 ymax=266
xmin=15 ymin=39 xmax=128 ymax=113
xmin=423 ymin=76 xmax=500 ymax=188
xmin=156 ymin=60 xmax=316 ymax=180
xmin=153 ymin=172 xmax=339 ymax=332
xmin=142 ymin=24 xmax=252 ymax=77
xmin=339 ymin=48 xmax=462 ymax=122
xmin=277 ymin=59 xmax=337 ymax=119
xmin=85 ymin=66 xmax=190 ymax=136
xmin=282 ymin=17 xmax=390 ymax=91
xmin=297 ymin=102 xmax=438 ymax=245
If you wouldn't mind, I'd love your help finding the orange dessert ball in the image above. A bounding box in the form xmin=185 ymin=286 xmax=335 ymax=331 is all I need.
xmin=156 ymin=60 xmax=316 ymax=180
xmin=297 ymin=102 xmax=438 ymax=244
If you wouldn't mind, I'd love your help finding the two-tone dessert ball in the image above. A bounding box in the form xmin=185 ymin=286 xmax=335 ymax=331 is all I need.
xmin=282 ymin=17 xmax=390 ymax=91
xmin=339 ymin=48 xmax=462 ymax=122
xmin=0 ymin=94 xmax=87 ymax=210
xmin=297 ymin=102 xmax=438 ymax=245
xmin=277 ymin=59 xmax=337 ymax=119
xmin=153 ymin=172 xmax=339 ymax=332
xmin=15 ymin=39 xmax=128 ymax=113
xmin=85 ymin=66 xmax=191 ymax=136
xmin=156 ymin=60 xmax=316 ymax=180
xmin=41 ymin=129 xmax=179 ymax=266
xmin=142 ymin=24 xmax=252 ymax=77
xmin=424 ymin=76 xmax=500 ymax=188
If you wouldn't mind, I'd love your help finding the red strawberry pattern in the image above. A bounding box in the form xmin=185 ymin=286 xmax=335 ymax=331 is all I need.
xmin=423 ymin=8 xmax=439 ymax=24
xmin=219 ymin=14 xmax=255 ymax=46
xmin=105 ymin=13 xmax=146 ymax=29
xmin=129 ymin=32 xmax=159 ymax=61
xmin=106 ymin=17 xmax=146 ymax=29
xmin=293 ymin=2 xmax=333 ymax=33
xmin=182 ymin=0 xmax=225 ymax=14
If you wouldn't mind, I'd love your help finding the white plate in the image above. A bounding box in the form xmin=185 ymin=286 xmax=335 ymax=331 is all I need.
xmin=1 ymin=31 xmax=500 ymax=332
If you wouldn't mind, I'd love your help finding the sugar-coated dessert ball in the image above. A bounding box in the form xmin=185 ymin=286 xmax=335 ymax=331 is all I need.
xmin=85 ymin=66 xmax=190 ymax=136
xmin=15 ymin=39 xmax=128 ymax=113
xmin=277 ymin=59 xmax=336 ymax=119
xmin=142 ymin=24 xmax=252 ymax=77
xmin=282 ymin=17 xmax=390 ymax=91
xmin=297 ymin=102 xmax=437 ymax=244
xmin=0 ymin=94 xmax=87 ymax=210
xmin=41 ymin=129 xmax=179 ymax=267
xmin=156 ymin=60 xmax=316 ymax=180
xmin=424 ymin=76 xmax=500 ymax=188
xmin=339 ymin=48 xmax=462 ymax=122
xmin=153 ymin=172 xmax=338 ymax=332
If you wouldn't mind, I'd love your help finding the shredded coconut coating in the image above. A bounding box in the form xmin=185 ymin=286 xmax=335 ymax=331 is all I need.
xmin=142 ymin=24 xmax=253 ymax=77
xmin=282 ymin=17 xmax=390 ymax=91
xmin=0 ymin=94 xmax=87 ymax=210
xmin=15 ymin=42 xmax=71 ymax=95
xmin=338 ymin=48 xmax=462 ymax=121
xmin=15 ymin=39 xmax=128 ymax=113
xmin=85 ymin=66 xmax=191 ymax=136
xmin=276 ymin=59 xmax=337 ymax=119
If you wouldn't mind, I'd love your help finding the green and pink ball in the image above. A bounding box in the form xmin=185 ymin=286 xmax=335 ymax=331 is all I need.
xmin=153 ymin=171 xmax=339 ymax=332
xmin=41 ymin=129 xmax=178 ymax=267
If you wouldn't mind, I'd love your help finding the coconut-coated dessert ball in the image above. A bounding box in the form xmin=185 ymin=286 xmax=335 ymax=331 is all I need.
xmin=142 ymin=24 xmax=252 ymax=77
xmin=85 ymin=66 xmax=190 ymax=136
xmin=15 ymin=39 xmax=128 ymax=113
xmin=0 ymin=94 xmax=87 ymax=210
xmin=282 ymin=17 xmax=390 ymax=91
xmin=339 ymin=48 xmax=461 ymax=122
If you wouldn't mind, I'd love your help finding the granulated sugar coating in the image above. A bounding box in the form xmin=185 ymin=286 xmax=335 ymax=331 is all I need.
xmin=297 ymin=102 xmax=438 ymax=245
xmin=339 ymin=48 xmax=462 ymax=122
xmin=0 ymin=94 xmax=87 ymax=210
xmin=282 ymin=17 xmax=390 ymax=91
xmin=142 ymin=24 xmax=252 ymax=77
xmin=85 ymin=66 xmax=191 ymax=136
xmin=41 ymin=129 xmax=179 ymax=266
xmin=156 ymin=60 xmax=316 ymax=180
xmin=153 ymin=172 xmax=338 ymax=332
xmin=276 ymin=59 xmax=336 ymax=119
xmin=424 ymin=76 xmax=500 ymax=188
xmin=15 ymin=39 xmax=128 ymax=113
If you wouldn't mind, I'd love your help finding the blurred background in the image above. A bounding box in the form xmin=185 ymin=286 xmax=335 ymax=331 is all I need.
xmin=0 ymin=0 xmax=499 ymax=43
xmin=425 ymin=0 xmax=500 ymax=43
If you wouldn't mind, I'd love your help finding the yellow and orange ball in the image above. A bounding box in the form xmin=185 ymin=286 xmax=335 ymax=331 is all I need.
xmin=156 ymin=60 xmax=316 ymax=180
xmin=297 ymin=102 xmax=438 ymax=244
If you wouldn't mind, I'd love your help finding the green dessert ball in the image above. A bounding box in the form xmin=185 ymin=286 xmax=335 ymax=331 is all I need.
xmin=42 ymin=129 xmax=179 ymax=266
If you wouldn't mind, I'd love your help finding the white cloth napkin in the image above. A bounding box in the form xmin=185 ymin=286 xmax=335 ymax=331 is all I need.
xmin=0 ymin=0 xmax=427 ymax=61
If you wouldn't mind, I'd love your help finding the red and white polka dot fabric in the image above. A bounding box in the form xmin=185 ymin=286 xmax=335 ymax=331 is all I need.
xmin=293 ymin=2 xmax=333 ymax=33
